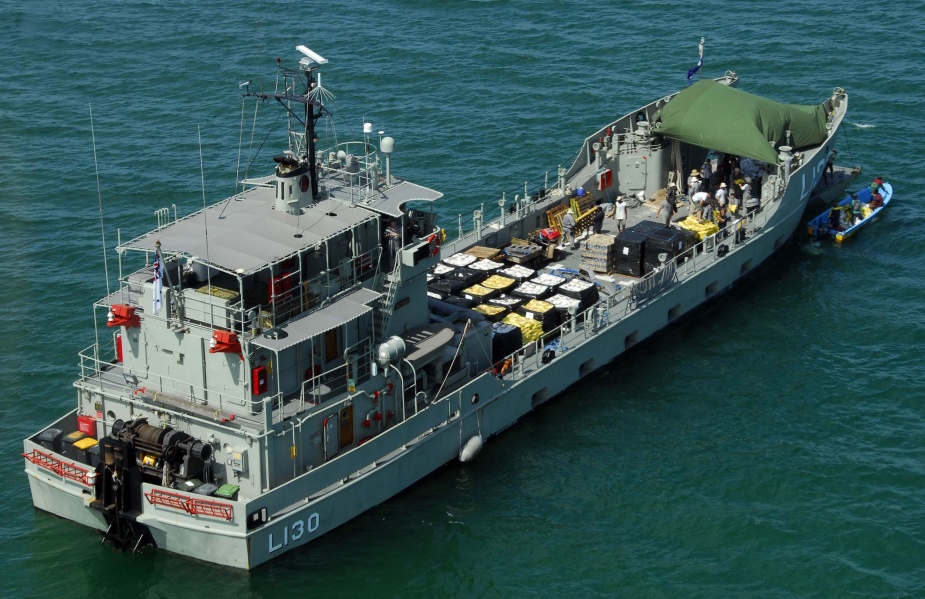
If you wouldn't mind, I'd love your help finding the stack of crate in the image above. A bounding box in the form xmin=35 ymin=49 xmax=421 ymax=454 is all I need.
xmin=580 ymin=233 xmax=616 ymax=273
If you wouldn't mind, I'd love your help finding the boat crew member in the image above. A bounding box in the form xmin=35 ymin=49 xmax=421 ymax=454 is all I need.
xmin=740 ymin=178 xmax=752 ymax=213
xmin=612 ymin=195 xmax=628 ymax=232
xmin=727 ymin=189 xmax=740 ymax=215
xmin=701 ymin=159 xmax=713 ymax=193
xmin=851 ymin=193 xmax=863 ymax=224
xmin=656 ymin=196 xmax=674 ymax=228
xmin=839 ymin=202 xmax=852 ymax=229
xmin=827 ymin=202 xmax=842 ymax=231
xmin=592 ymin=207 xmax=605 ymax=234
xmin=745 ymin=185 xmax=760 ymax=218
xmin=688 ymin=169 xmax=701 ymax=197
xmin=691 ymin=190 xmax=709 ymax=215
xmin=666 ymin=183 xmax=680 ymax=215
xmin=561 ymin=210 xmax=578 ymax=249
xmin=716 ymin=205 xmax=728 ymax=233
xmin=871 ymin=175 xmax=883 ymax=194
xmin=824 ymin=149 xmax=837 ymax=183
xmin=715 ymin=182 xmax=727 ymax=208
xmin=385 ymin=219 xmax=401 ymax=266
xmin=869 ymin=189 xmax=884 ymax=208
xmin=699 ymin=200 xmax=714 ymax=224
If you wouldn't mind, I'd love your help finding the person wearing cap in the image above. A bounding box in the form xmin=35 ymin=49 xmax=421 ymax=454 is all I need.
xmin=666 ymin=183 xmax=679 ymax=215
xmin=871 ymin=176 xmax=883 ymax=193
xmin=715 ymin=182 xmax=727 ymax=208
xmin=612 ymin=194 xmax=628 ymax=232
xmin=688 ymin=169 xmax=701 ymax=197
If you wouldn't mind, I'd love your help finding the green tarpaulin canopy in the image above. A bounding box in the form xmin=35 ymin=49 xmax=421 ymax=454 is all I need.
xmin=653 ymin=80 xmax=829 ymax=164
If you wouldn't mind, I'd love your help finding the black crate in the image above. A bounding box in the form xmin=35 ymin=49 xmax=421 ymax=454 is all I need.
xmin=517 ymin=300 xmax=561 ymax=333
xmin=646 ymin=227 xmax=697 ymax=256
xmin=613 ymin=230 xmax=647 ymax=277
xmin=443 ymin=295 xmax=476 ymax=309
xmin=643 ymin=228 xmax=697 ymax=271
xmin=444 ymin=267 xmax=487 ymax=287
xmin=627 ymin=220 xmax=664 ymax=237
xmin=428 ymin=278 xmax=467 ymax=296
xmin=491 ymin=322 xmax=523 ymax=363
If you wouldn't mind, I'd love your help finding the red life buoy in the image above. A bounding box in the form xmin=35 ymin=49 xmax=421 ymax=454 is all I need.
xmin=427 ymin=233 xmax=440 ymax=256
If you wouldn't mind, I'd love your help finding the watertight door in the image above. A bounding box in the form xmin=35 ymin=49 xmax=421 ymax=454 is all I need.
xmin=323 ymin=414 xmax=339 ymax=460
xmin=339 ymin=405 xmax=354 ymax=448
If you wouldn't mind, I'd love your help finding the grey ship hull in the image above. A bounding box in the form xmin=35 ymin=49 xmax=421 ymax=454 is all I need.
xmin=23 ymin=65 xmax=847 ymax=569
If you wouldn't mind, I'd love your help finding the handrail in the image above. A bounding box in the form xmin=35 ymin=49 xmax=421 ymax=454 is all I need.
xmin=486 ymin=203 xmax=778 ymax=385
xmin=297 ymin=345 xmax=374 ymax=412
xmin=77 ymin=343 xmax=255 ymax=416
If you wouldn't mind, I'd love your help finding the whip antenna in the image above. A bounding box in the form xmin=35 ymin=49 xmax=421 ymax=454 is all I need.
xmin=199 ymin=125 xmax=215 ymax=336
xmin=89 ymin=104 xmax=111 ymax=298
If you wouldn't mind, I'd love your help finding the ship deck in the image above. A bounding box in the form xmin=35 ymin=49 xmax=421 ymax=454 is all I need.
xmin=540 ymin=195 xmax=701 ymax=283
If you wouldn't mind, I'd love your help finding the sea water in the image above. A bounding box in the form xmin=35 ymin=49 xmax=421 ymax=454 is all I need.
xmin=2 ymin=1 xmax=924 ymax=596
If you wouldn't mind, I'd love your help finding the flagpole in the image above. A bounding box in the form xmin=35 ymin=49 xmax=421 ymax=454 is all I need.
xmin=699 ymin=37 xmax=705 ymax=80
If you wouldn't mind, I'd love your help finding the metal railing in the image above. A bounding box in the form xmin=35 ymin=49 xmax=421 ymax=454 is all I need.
xmin=77 ymin=342 xmax=256 ymax=415
xmin=483 ymin=203 xmax=778 ymax=385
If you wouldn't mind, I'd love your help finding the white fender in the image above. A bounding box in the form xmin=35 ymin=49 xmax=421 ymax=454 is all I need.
xmin=459 ymin=435 xmax=483 ymax=463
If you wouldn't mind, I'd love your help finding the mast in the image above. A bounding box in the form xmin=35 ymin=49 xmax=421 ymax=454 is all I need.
xmin=243 ymin=44 xmax=330 ymax=202
xmin=304 ymin=62 xmax=321 ymax=201
xmin=295 ymin=45 xmax=328 ymax=202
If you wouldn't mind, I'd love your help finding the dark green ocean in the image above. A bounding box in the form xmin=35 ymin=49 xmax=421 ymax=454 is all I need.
xmin=3 ymin=1 xmax=924 ymax=596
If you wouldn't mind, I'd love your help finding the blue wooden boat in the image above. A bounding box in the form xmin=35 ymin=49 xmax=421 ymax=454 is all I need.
xmin=806 ymin=182 xmax=893 ymax=242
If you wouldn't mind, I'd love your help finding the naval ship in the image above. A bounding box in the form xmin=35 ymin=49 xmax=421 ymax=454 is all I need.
xmin=23 ymin=45 xmax=847 ymax=569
